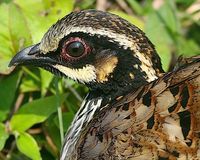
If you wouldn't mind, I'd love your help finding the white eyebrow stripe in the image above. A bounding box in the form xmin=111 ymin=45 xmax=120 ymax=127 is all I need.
xmin=41 ymin=26 xmax=136 ymax=53
xmin=41 ymin=26 xmax=158 ymax=82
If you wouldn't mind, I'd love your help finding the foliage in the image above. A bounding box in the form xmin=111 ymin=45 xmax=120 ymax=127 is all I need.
xmin=0 ymin=0 xmax=199 ymax=159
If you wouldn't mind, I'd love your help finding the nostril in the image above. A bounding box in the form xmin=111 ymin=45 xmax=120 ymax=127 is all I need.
xmin=28 ymin=43 xmax=41 ymax=55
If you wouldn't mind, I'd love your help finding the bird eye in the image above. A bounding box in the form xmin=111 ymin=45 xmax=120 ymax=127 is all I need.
xmin=61 ymin=38 xmax=90 ymax=60
xmin=66 ymin=41 xmax=85 ymax=57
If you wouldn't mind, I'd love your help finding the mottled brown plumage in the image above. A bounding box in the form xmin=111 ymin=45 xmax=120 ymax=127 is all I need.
xmin=9 ymin=10 xmax=200 ymax=160
xmin=63 ymin=56 xmax=200 ymax=160
xmin=83 ymin=57 xmax=200 ymax=159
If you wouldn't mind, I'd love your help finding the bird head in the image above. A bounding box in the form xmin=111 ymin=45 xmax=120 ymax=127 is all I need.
xmin=9 ymin=10 xmax=164 ymax=98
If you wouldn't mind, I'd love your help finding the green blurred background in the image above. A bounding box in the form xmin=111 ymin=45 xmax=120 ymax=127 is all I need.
xmin=0 ymin=0 xmax=199 ymax=159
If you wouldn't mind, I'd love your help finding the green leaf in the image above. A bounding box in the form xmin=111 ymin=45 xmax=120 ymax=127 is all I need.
xmin=0 ymin=4 xmax=12 ymax=75
xmin=15 ymin=0 xmax=74 ymax=43
xmin=42 ymin=0 xmax=74 ymax=16
xmin=177 ymin=37 xmax=200 ymax=56
xmin=0 ymin=111 xmax=7 ymax=123
xmin=20 ymin=77 xmax=40 ymax=92
xmin=145 ymin=0 xmax=199 ymax=70
xmin=0 ymin=2 xmax=33 ymax=74
xmin=45 ymin=115 xmax=62 ymax=150
xmin=10 ymin=94 xmax=67 ymax=132
xmin=145 ymin=14 xmax=170 ymax=70
xmin=0 ymin=0 xmax=74 ymax=74
xmin=0 ymin=123 xmax=9 ymax=151
xmin=20 ymin=67 xmax=40 ymax=93
xmin=145 ymin=11 xmax=174 ymax=70
xmin=158 ymin=1 xmax=180 ymax=36
xmin=76 ymin=0 xmax=95 ymax=9
xmin=40 ymin=69 xmax=53 ymax=96
xmin=176 ymin=0 xmax=195 ymax=7
xmin=54 ymin=112 xmax=74 ymax=132
xmin=8 ymin=3 xmax=33 ymax=50
xmin=126 ymin=0 xmax=143 ymax=15
xmin=0 ymin=71 xmax=20 ymax=121
xmin=16 ymin=132 xmax=42 ymax=160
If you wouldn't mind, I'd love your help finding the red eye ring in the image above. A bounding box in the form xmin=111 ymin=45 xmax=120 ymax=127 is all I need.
xmin=61 ymin=37 xmax=90 ymax=60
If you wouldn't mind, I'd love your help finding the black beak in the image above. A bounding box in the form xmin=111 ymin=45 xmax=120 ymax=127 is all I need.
xmin=9 ymin=43 xmax=56 ymax=67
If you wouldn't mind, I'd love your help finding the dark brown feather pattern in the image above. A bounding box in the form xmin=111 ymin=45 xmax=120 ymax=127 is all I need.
xmin=75 ymin=57 xmax=200 ymax=159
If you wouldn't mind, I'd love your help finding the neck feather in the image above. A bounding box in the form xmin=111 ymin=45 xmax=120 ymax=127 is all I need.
xmin=87 ymin=51 xmax=163 ymax=101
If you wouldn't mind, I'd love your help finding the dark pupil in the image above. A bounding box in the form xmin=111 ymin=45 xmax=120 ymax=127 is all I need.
xmin=67 ymin=42 xmax=85 ymax=57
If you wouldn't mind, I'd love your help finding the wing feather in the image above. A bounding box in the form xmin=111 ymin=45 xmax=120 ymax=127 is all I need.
xmin=77 ymin=56 xmax=200 ymax=159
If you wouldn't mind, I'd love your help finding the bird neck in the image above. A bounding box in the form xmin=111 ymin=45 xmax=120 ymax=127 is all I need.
xmin=88 ymin=75 xmax=148 ymax=103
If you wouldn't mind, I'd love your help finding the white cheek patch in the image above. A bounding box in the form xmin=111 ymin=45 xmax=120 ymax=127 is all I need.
xmin=53 ymin=64 xmax=96 ymax=83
